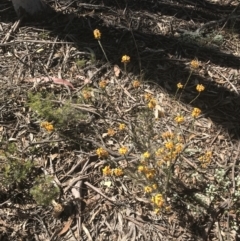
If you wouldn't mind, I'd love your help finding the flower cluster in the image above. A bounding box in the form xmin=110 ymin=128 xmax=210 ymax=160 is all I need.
xmin=93 ymin=29 xmax=101 ymax=40
xmin=192 ymin=107 xmax=201 ymax=118
xmin=143 ymin=93 xmax=157 ymax=109
xmin=148 ymin=98 xmax=157 ymax=109
xmin=132 ymin=80 xmax=141 ymax=88
xmin=96 ymin=147 xmax=109 ymax=159
xmin=82 ymin=90 xmax=92 ymax=100
xmin=144 ymin=93 xmax=153 ymax=101
xmin=107 ymin=128 xmax=116 ymax=136
xmin=144 ymin=183 xmax=158 ymax=193
xmin=118 ymin=123 xmax=126 ymax=131
xmin=177 ymin=82 xmax=183 ymax=89
xmin=121 ymin=55 xmax=130 ymax=63
xmin=199 ymin=151 xmax=212 ymax=168
xmin=143 ymin=151 xmax=150 ymax=159
xmin=99 ymin=80 xmax=108 ymax=89
xmin=174 ymin=115 xmax=184 ymax=124
xmin=151 ymin=193 xmax=164 ymax=208
xmin=40 ymin=122 xmax=54 ymax=132
xmin=138 ymin=165 xmax=156 ymax=179
xmin=155 ymin=132 xmax=183 ymax=166
xmin=118 ymin=146 xmax=128 ymax=155
xmin=190 ymin=59 xmax=200 ymax=69
xmin=102 ymin=165 xmax=124 ymax=177
xmin=196 ymin=84 xmax=205 ymax=92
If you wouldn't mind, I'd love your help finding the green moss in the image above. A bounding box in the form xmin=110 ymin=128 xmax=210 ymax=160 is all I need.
xmin=30 ymin=175 xmax=60 ymax=206
xmin=3 ymin=158 xmax=33 ymax=185
xmin=28 ymin=92 xmax=88 ymax=128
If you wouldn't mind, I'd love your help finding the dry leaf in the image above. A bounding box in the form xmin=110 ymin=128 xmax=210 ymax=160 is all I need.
xmin=58 ymin=218 xmax=73 ymax=237
xmin=51 ymin=77 xmax=75 ymax=89
xmin=24 ymin=76 xmax=75 ymax=89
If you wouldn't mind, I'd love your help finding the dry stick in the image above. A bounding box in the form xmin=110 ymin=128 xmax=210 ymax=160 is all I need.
xmin=1 ymin=18 xmax=22 ymax=44
xmin=84 ymin=181 xmax=120 ymax=205
xmin=46 ymin=36 xmax=59 ymax=70
xmin=212 ymin=68 xmax=238 ymax=94
xmin=204 ymin=199 xmax=231 ymax=240
xmin=77 ymin=181 xmax=83 ymax=240
xmin=216 ymin=221 xmax=223 ymax=241
xmin=0 ymin=40 xmax=75 ymax=47
xmin=63 ymin=173 xmax=90 ymax=193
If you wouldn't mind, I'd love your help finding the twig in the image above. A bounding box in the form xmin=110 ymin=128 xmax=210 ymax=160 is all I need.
xmin=85 ymin=181 xmax=120 ymax=205
xmin=46 ymin=36 xmax=59 ymax=70
xmin=0 ymin=40 xmax=75 ymax=47
xmin=1 ymin=18 xmax=22 ymax=44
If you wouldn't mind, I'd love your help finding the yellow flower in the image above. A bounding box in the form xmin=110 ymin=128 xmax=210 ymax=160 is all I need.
xmin=118 ymin=123 xmax=126 ymax=131
xmin=132 ymin=80 xmax=141 ymax=88
xmin=196 ymin=84 xmax=205 ymax=92
xmin=82 ymin=90 xmax=92 ymax=100
xmin=198 ymin=151 xmax=212 ymax=168
xmin=96 ymin=147 xmax=109 ymax=159
xmin=143 ymin=151 xmax=150 ymax=159
xmin=138 ymin=165 xmax=145 ymax=172
xmin=113 ymin=168 xmax=124 ymax=176
xmin=145 ymin=169 xmax=156 ymax=179
xmin=144 ymin=186 xmax=153 ymax=193
xmin=102 ymin=165 xmax=112 ymax=176
xmin=174 ymin=115 xmax=184 ymax=124
xmin=205 ymin=151 xmax=212 ymax=159
xmin=144 ymin=93 xmax=153 ymax=101
xmin=152 ymin=194 xmax=164 ymax=208
xmin=41 ymin=122 xmax=54 ymax=132
xmin=174 ymin=143 xmax=183 ymax=154
xmin=165 ymin=141 xmax=174 ymax=150
xmin=177 ymin=82 xmax=183 ymax=89
xmin=99 ymin=80 xmax=107 ymax=89
xmin=121 ymin=55 xmax=130 ymax=63
xmin=118 ymin=146 xmax=128 ymax=155
xmin=190 ymin=59 xmax=200 ymax=69
xmin=192 ymin=107 xmax=201 ymax=118
xmin=107 ymin=128 xmax=116 ymax=136
xmin=148 ymin=98 xmax=157 ymax=109
xmin=93 ymin=29 xmax=101 ymax=40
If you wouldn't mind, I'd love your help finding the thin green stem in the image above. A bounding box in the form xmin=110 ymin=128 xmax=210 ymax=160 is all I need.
xmin=189 ymin=93 xmax=200 ymax=104
xmin=98 ymin=40 xmax=109 ymax=62
xmin=178 ymin=70 xmax=193 ymax=101
xmin=124 ymin=63 xmax=127 ymax=73
xmin=174 ymin=88 xmax=180 ymax=100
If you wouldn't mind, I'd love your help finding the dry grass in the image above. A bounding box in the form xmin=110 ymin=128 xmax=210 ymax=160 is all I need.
xmin=1 ymin=0 xmax=240 ymax=240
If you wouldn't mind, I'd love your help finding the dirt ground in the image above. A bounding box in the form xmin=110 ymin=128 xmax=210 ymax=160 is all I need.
xmin=1 ymin=0 xmax=240 ymax=240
